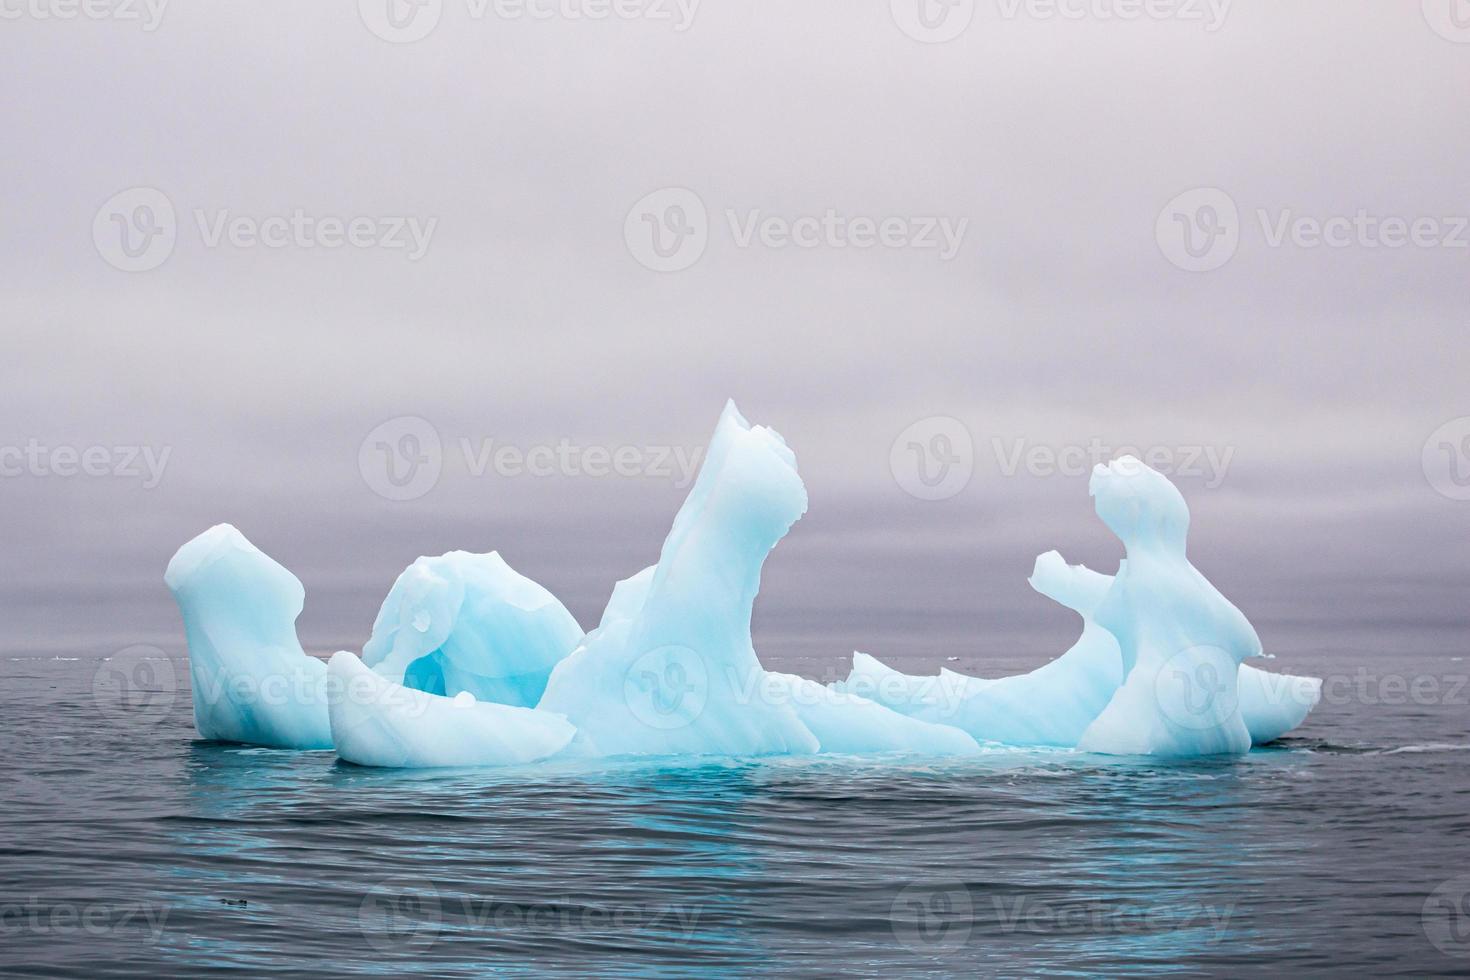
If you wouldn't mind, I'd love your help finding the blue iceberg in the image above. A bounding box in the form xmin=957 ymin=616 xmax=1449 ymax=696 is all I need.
xmin=165 ymin=403 xmax=1320 ymax=765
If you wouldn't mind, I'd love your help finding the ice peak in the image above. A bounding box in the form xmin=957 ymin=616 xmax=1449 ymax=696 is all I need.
xmin=1088 ymin=456 xmax=1190 ymax=556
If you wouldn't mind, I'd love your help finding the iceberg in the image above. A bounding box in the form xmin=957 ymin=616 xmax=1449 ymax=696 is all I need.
xmin=537 ymin=402 xmax=821 ymax=758
xmin=837 ymin=463 xmax=1321 ymax=755
xmin=164 ymin=524 xmax=332 ymax=750
xmin=326 ymin=651 xmax=576 ymax=769
xmin=359 ymin=551 xmax=583 ymax=707
xmin=165 ymin=405 xmax=1320 ymax=766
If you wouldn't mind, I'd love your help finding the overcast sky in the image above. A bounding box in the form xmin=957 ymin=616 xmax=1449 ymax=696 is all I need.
xmin=2 ymin=1 xmax=1467 ymax=670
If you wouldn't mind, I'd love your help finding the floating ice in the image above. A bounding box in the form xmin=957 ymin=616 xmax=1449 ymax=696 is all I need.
xmin=165 ymin=407 xmax=1319 ymax=765
xmin=537 ymin=402 xmax=821 ymax=757
xmin=360 ymin=551 xmax=583 ymax=707
xmin=762 ymin=671 xmax=980 ymax=756
xmin=164 ymin=524 xmax=332 ymax=750
xmin=838 ymin=463 xmax=1321 ymax=755
xmin=326 ymin=651 xmax=576 ymax=768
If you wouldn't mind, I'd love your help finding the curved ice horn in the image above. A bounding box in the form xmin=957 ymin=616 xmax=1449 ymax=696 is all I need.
xmin=1028 ymin=550 xmax=1113 ymax=618
xmin=537 ymin=400 xmax=820 ymax=757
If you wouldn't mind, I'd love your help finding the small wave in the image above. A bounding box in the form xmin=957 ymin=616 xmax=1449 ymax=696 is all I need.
xmin=1381 ymin=743 xmax=1470 ymax=755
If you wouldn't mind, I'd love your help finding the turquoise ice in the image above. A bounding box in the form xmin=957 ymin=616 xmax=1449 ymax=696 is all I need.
xmin=164 ymin=407 xmax=1320 ymax=765
xmin=360 ymin=551 xmax=584 ymax=707
xmin=164 ymin=524 xmax=332 ymax=750
xmin=537 ymin=402 xmax=821 ymax=757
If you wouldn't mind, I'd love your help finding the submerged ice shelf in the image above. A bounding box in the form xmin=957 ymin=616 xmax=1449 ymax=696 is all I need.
xmin=165 ymin=401 xmax=1322 ymax=766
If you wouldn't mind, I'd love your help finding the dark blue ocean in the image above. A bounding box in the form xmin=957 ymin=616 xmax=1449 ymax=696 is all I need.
xmin=4 ymin=641 xmax=1468 ymax=977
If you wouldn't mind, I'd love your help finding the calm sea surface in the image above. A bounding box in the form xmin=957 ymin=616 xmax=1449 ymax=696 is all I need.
xmin=4 ymin=643 xmax=1468 ymax=977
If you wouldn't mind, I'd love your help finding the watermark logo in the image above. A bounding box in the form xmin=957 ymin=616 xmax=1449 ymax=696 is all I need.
xmin=193 ymin=209 xmax=436 ymax=259
xmin=94 ymin=187 xmax=176 ymax=272
xmin=625 ymin=188 xmax=709 ymax=272
xmin=359 ymin=880 xmax=442 ymax=952
xmin=461 ymin=437 xmax=703 ymax=487
xmin=993 ymin=896 xmax=1234 ymax=939
xmin=0 ymin=0 xmax=168 ymax=30
xmin=1160 ymin=187 xmax=1470 ymax=271
xmin=996 ymin=0 xmax=1230 ymax=30
xmin=359 ymin=416 xmax=444 ymax=502
xmin=92 ymin=645 xmax=178 ymax=727
xmin=1423 ymin=0 xmax=1470 ymax=43
xmin=992 ymin=438 xmax=1233 ymax=488
xmin=891 ymin=880 xmax=973 ymax=953
xmin=1154 ymin=645 xmax=1240 ymax=732
xmin=891 ymin=0 xmax=975 ymax=43
xmin=626 ymin=187 xmax=968 ymax=270
xmin=0 ymin=440 xmax=171 ymax=488
xmin=1423 ymin=875 xmax=1470 ymax=958
xmin=0 ymin=899 xmax=170 ymax=940
xmin=1422 ymin=417 xmax=1470 ymax=502
xmin=359 ymin=0 xmax=443 ymax=42
xmin=623 ymin=645 xmax=708 ymax=730
xmin=94 ymin=190 xmax=437 ymax=270
xmin=1156 ymin=187 xmax=1239 ymax=272
xmin=890 ymin=417 xmax=974 ymax=501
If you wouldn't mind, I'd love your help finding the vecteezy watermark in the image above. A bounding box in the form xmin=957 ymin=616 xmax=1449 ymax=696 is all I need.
xmin=996 ymin=0 xmax=1230 ymax=30
xmin=1153 ymin=645 xmax=1241 ymax=732
xmin=891 ymin=881 xmax=1235 ymax=954
xmin=624 ymin=188 xmax=969 ymax=273
xmin=358 ymin=0 xmax=699 ymax=43
xmin=358 ymin=416 xmax=705 ymax=501
xmin=92 ymin=646 xmax=178 ymax=727
xmin=1423 ymin=875 xmax=1470 ymax=958
xmin=992 ymin=438 xmax=1234 ymax=488
xmin=193 ymin=209 xmax=436 ymax=260
xmin=890 ymin=417 xmax=975 ymax=501
xmin=891 ymin=880 xmax=974 ymax=953
xmin=1155 ymin=187 xmax=1240 ymax=272
xmin=1316 ymin=669 xmax=1468 ymax=708
xmin=359 ymin=880 xmax=442 ymax=953
xmin=0 ymin=440 xmax=171 ymax=488
xmin=0 ymin=899 xmax=170 ymax=941
xmin=891 ymin=0 xmax=1230 ymax=43
xmin=1422 ymin=0 xmax=1470 ymax=43
xmin=358 ymin=880 xmax=702 ymax=952
xmin=623 ymin=645 xmax=708 ymax=730
xmin=93 ymin=187 xmax=177 ymax=272
xmin=992 ymin=896 xmax=1235 ymax=940
xmin=890 ymin=0 xmax=976 ymax=43
xmin=460 ymin=438 xmax=703 ymax=487
xmin=359 ymin=416 xmax=444 ymax=502
xmin=1158 ymin=187 xmax=1470 ymax=272
xmin=1423 ymin=417 xmax=1470 ymax=502
xmin=0 ymin=0 xmax=168 ymax=30
xmin=93 ymin=187 xmax=437 ymax=272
